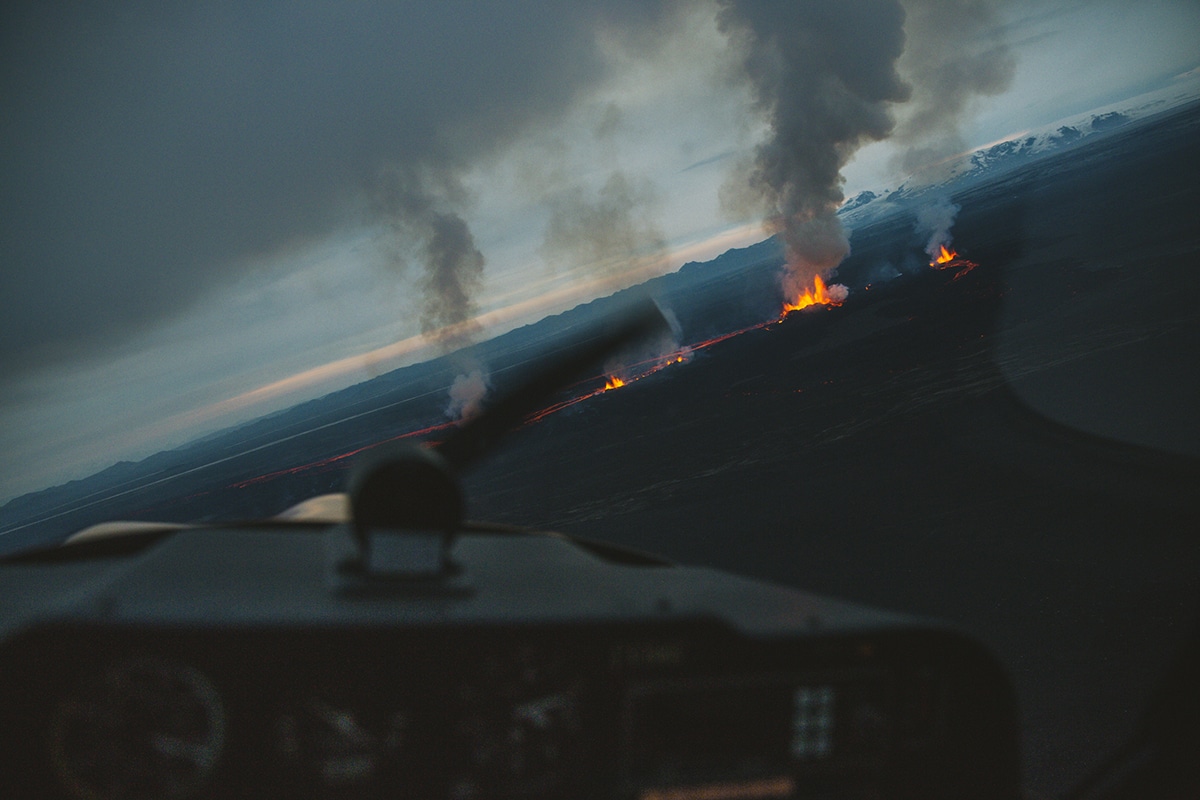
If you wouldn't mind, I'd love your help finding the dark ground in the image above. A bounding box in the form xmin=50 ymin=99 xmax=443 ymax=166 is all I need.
xmin=4 ymin=102 xmax=1199 ymax=795
xmin=462 ymin=102 xmax=1200 ymax=796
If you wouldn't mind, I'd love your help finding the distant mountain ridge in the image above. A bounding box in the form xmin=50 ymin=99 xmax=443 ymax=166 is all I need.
xmin=0 ymin=236 xmax=792 ymax=540
xmin=840 ymin=80 xmax=1200 ymax=224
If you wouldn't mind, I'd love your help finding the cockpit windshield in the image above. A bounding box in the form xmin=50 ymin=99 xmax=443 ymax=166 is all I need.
xmin=3 ymin=2 xmax=1199 ymax=795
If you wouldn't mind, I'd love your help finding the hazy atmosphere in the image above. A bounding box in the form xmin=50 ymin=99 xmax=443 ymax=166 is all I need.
xmin=3 ymin=0 xmax=1198 ymax=502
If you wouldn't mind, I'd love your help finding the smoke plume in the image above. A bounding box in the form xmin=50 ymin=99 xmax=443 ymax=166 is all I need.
xmin=420 ymin=213 xmax=486 ymax=338
xmin=373 ymin=164 xmax=491 ymax=420
xmin=445 ymin=367 xmax=490 ymax=421
xmin=540 ymin=171 xmax=667 ymax=284
xmin=893 ymin=0 xmax=1017 ymax=174
xmin=601 ymin=327 xmax=686 ymax=388
xmin=718 ymin=0 xmax=911 ymax=288
xmin=374 ymin=166 xmax=485 ymax=348
xmin=915 ymin=195 xmax=961 ymax=259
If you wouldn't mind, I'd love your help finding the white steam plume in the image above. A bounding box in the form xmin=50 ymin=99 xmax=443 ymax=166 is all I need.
xmin=915 ymin=195 xmax=961 ymax=259
xmin=445 ymin=368 xmax=490 ymax=422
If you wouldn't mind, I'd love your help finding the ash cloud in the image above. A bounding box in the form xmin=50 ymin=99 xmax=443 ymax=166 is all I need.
xmin=893 ymin=0 xmax=1017 ymax=174
xmin=422 ymin=213 xmax=485 ymax=337
xmin=540 ymin=171 xmax=667 ymax=284
xmin=525 ymin=92 xmax=672 ymax=290
xmin=717 ymin=0 xmax=911 ymax=287
xmin=0 ymin=1 xmax=673 ymax=391
xmin=373 ymin=166 xmax=491 ymax=423
xmin=715 ymin=0 xmax=1017 ymax=297
xmin=374 ymin=166 xmax=484 ymax=348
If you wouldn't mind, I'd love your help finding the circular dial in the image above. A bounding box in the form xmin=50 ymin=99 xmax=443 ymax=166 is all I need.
xmin=450 ymin=647 xmax=587 ymax=796
xmin=274 ymin=698 xmax=407 ymax=790
xmin=48 ymin=656 xmax=226 ymax=800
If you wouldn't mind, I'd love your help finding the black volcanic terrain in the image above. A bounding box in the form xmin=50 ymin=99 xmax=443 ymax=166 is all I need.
xmin=464 ymin=103 xmax=1200 ymax=793
xmin=3 ymin=100 xmax=1200 ymax=793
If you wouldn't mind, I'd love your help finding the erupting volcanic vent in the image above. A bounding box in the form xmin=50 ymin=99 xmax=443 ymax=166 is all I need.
xmin=524 ymin=352 xmax=689 ymax=424
xmin=929 ymin=244 xmax=978 ymax=281
xmin=601 ymin=352 xmax=687 ymax=395
xmin=917 ymin=198 xmax=978 ymax=281
xmin=781 ymin=275 xmax=849 ymax=318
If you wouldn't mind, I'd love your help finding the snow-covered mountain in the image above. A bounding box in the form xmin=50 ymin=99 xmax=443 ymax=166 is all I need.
xmin=839 ymin=76 xmax=1200 ymax=224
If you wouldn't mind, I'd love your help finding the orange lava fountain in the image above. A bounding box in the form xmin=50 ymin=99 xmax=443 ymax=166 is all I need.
xmin=931 ymin=244 xmax=956 ymax=267
xmin=929 ymin=244 xmax=978 ymax=280
xmin=782 ymin=275 xmax=846 ymax=317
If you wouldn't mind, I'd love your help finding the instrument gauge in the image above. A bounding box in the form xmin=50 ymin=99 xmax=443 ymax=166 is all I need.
xmin=48 ymin=656 xmax=225 ymax=800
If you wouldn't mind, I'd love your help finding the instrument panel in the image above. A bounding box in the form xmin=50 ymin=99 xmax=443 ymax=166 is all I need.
xmin=0 ymin=620 xmax=1016 ymax=799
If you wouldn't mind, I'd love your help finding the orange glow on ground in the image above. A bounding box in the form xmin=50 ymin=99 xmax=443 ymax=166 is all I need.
xmin=932 ymin=244 xmax=956 ymax=266
xmin=225 ymin=271 xmax=854 ymax=491
xmin=781 ymin=275 xmax=846 ymax=317
xmin=928 ymin=245 xmax=978 ymax=280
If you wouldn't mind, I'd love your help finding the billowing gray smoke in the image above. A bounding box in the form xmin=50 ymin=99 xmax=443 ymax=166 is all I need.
xmin=373 ymin=165 xmax=490 ymax=421
xmin=540 ymin=171 xmax=667 ymax=284
xmin=0 ymin=0 xmax=1018 ymax=408
xmin=893 ymin=0 xmax=1016 ymax=174
xmin=374 ymin=166 xmax=484 ymax=345
xmin=718 ymin=0 xmax=911 ymax=285
xmin=422 ymin=213 xmax=485 ymax=337
xmin=717 ymin=0 xmax=1016 ymax=292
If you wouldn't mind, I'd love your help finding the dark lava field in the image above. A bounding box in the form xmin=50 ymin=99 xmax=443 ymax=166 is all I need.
xmin=465 ymin=102 xmax=1200 ymax=794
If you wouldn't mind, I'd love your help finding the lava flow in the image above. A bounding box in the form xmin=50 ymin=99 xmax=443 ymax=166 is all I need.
xmin=227 ymin=419 xmax=458 ymax=490
xmin=929 ymin=244 xmax=978 ymax=281
xmin=525 ymin=353 xmax=689 ymax=424
xmin=229 ymin=293 xmax=841 ymax=490
xmin=781 ymin=275 xmax=847 ymax=318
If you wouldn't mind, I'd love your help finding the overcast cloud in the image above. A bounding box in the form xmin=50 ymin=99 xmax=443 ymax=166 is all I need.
xmin=0 ymin=1 xmax=674 ymax=379
xmin=2 ymin=0 xmax=1198 ymax=501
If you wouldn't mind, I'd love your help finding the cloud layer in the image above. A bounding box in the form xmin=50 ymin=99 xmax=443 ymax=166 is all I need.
xmin=0 ymin=1 xmax=673 ymax=383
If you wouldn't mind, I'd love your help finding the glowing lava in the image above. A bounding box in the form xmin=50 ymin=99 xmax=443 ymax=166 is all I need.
xmin=525 ymin=352 xmax=693 ymax=424
xmin=227 ymin=419 xmax=458 ymax=489
xmin=929 ymin=244 xmax=978 ymax=280
xmin=231 ymin=308 xmax=836 ymax=491
xmin=781 ymin=275 xmax=847 ymax=317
